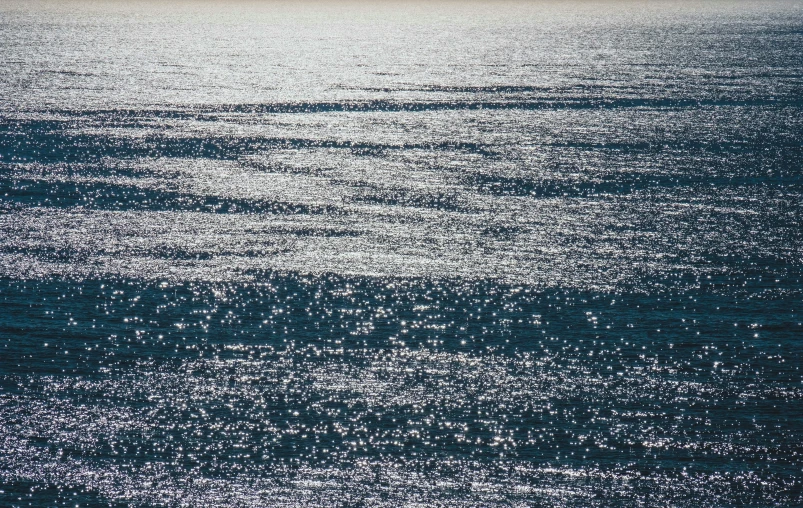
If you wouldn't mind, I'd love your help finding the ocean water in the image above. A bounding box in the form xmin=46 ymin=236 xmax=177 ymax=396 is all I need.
xmin=1 ymin=0 xmax=802 ymax=506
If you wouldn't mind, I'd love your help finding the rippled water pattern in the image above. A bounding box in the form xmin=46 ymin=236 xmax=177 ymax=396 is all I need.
xmin=1 ymin=1 xmax=802 ymax=506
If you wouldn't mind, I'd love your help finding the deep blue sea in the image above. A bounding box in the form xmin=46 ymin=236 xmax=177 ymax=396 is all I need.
xmin=1 ymin=1 xmax=802 ymax=506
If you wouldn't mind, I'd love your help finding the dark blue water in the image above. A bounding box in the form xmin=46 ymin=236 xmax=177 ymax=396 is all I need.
xmin=1 ymin=1 xmax=802 ymax=506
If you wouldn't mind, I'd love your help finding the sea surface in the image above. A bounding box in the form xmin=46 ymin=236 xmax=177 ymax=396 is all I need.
xmin=1 ymin=1 xmax=802 ymax=506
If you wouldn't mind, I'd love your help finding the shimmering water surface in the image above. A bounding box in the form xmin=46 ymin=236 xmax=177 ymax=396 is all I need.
xmin=1 ymin=1 xmax=802 ymax=506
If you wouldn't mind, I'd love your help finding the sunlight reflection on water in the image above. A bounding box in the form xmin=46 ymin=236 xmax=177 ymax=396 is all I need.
xmin=1 ymin=0 xmax=802 ymax=505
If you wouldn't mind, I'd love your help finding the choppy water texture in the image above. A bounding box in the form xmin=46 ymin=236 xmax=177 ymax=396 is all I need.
xmin=1 ymin=1 xmax=803 ymax=506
